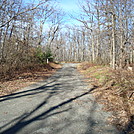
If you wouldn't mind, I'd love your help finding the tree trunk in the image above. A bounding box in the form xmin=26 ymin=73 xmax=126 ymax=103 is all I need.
xmin=92 ymin=33 xmax=95 ymax=62
xmin=112 ymin=14 xmax=116 ymax=69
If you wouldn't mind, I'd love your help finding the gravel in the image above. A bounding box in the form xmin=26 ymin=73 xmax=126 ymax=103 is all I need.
xmin=0 ymin=63 xmax=120 ymax=134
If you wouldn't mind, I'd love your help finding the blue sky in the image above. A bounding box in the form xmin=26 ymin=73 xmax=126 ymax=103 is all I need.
xmin=24 ymin=0 xmax=80 ymax=13
xmin=56 ymin=0 xmax=81 ymax=25
xmin=57 ymin=0 xmax=79 ymax=13
xmin=24 ymin=0 xmax=82 ymax=25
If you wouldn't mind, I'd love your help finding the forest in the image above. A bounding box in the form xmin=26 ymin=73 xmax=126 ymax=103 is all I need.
xmin=0 ymin=0 xmax=134 ymax=133
xmin=0 ymin=0 xmax=133 ymax=74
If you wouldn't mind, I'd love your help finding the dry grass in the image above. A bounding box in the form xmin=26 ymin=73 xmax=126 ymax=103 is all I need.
xmin=49 ymin=62 xmax=62 ymax=69
xmin=78 ymin=62 xmax=134 ymax=133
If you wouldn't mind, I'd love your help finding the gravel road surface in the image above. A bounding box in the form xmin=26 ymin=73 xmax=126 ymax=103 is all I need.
xmin=0 ymin=63 xmax=120 ymax=134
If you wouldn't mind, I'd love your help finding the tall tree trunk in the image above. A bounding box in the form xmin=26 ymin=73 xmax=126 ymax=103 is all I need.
xmin=112 ymin=14 xmax=116 ymax=69
xmin=92 ymin=33 xmax=95 ymax=62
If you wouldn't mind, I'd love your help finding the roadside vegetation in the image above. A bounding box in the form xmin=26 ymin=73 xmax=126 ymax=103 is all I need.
xmin=0 ymin=0 xmax=63 ymax=96
xmin=0 ymin=45 xmax=61 ymax=96
xmin=0 ymin=61 xmax=61 ymax=96
xmin=0 ymin=46 xmax=54 ymax=81
xmin=78 ymin=62 xmax=134 ymax=134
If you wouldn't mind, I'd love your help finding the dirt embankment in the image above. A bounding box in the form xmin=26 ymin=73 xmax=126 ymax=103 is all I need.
xmin=0 ymin=62 xmax=62 ymax=96
xmin=78 ymin=62 xmax=134 ymax=134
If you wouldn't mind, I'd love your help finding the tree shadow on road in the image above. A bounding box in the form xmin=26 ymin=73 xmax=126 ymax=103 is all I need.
xmin=0 ymin=83 xmax=97 ymax=134
xmin=0 ymin=80 xmax=56 ymax=102
xmin=0 ymin=64 xmax=126 ymax=134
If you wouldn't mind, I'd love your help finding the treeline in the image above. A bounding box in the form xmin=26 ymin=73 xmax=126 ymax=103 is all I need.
xmin=55 ymin=0 xmax=133 ymax=69
xmin=0 ymin=0 xmax=134 ymax=77
xmin=0 ymin=0 xmax=63 ymax=78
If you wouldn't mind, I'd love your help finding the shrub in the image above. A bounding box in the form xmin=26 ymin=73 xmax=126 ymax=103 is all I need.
xmin=45 ymin=47 xmax=53 ymax=62
xmin=35 ymin=47 xmax=53 ymax=63
xmin=35 ymin=47 xmax=46 ymax=63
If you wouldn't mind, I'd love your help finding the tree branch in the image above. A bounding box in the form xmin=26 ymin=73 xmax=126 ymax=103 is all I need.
xmin=0 ymin=1 xmax=47 ymax=28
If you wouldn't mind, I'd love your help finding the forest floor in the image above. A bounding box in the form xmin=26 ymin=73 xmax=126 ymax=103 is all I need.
xmin=0 ymin=62 xmax=62 ymax=96
xmin=78 ymin=62 xmax=134 ymax=134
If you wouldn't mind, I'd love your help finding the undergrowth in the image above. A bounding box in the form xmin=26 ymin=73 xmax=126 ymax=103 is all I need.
xmin=0 ymin=62 xmax=61 ymax=82
xmin=78 ymin=62 xmax=134 ymax=134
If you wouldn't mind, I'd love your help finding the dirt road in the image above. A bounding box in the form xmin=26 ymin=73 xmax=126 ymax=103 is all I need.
xmin=0 ymin=63 xmax=120 ymax=134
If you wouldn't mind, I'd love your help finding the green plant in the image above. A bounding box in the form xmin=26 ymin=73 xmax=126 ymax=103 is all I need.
xmin=45 ymin=47 xmax=53 ymax=62
xmin=35 ymin=47 xmax=54 ymax=63
xmin=35 ymin=47 xmax=46 ymax=64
